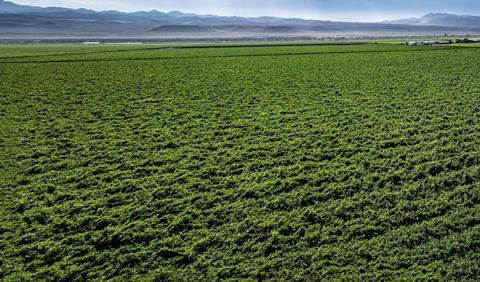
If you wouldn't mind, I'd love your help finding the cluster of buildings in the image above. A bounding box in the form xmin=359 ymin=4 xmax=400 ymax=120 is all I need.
xmin=83 ymin=42 xmax=143 ymax=45
xmin=405 ymin=37 xmax=480 ymax=46
xmin=405 ymin=40 xmax=451 ymax=46
xmin=454 ymin=38 xmax=480 ymax=43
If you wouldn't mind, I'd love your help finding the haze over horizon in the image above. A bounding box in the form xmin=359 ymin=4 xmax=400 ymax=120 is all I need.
xmin=8 ymin=0 xmax=480 ymax=22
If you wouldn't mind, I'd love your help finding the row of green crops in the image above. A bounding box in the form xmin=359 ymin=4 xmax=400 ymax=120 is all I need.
xmin=1 ymin=43 xmax=479 ymax=280
xmin=0 ymin=43 xmax=454 ymax=63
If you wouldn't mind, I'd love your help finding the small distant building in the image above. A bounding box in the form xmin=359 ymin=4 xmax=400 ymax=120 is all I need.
xmin=433 ymin=40 xmax=452 ymax=44
xmin=83 ymin=42 xmax=101 ymax=45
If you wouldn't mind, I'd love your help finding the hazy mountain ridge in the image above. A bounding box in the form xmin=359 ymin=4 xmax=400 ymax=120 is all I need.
xmin=1 ymin=0 xmax=479 ymax=39
xmin=386 ymin=13 xmax=480 ymax=28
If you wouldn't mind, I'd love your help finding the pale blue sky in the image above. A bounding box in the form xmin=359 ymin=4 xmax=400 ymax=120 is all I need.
xmin=10 ymin=0 xmax=480 ymax=21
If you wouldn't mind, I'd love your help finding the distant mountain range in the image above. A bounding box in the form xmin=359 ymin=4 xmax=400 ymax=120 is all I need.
xmin=386 ymin=13 xmax=480 ymax=28
xmin=1 ymin=0 xmax=479 ymax=40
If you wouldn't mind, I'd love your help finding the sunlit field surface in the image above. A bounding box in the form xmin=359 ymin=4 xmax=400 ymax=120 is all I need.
xmin=1 ymin=43 xmax=479 ymax=280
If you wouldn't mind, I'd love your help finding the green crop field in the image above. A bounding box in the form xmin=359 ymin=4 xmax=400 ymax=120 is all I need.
xmin=1 ymin=43 xmax=479 ymax=281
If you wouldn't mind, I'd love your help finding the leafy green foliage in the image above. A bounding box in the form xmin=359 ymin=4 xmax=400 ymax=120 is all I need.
xmin=1 ymin=43 xmax=479 ymax=280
